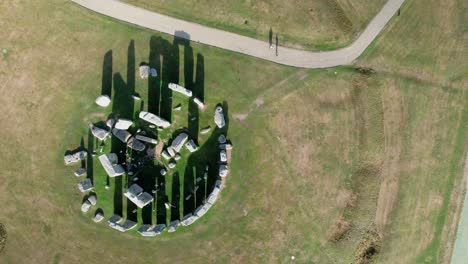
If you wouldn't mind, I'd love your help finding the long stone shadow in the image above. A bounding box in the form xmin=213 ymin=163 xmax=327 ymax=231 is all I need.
xmin=147 ymin=36 xmax=179 ymax=123
xmin=139 ymin=164 xmax=158 ymax=224
xmin=171 ymin=172 xmax=181 ymax=221
xmin=101 ymin=50 xmax=113 ymax=97
xmin=183 ymin=102 xmax=229 ymax=215
xmin=182 ymin=51 xmax=206 ymax=215
xmin=96 ymin=35 xmax=226 ymax=226
xmin=86 ymin=129 xmax=94 ymax=184
xmin=110 ymin=40 xmax=136 ymax=216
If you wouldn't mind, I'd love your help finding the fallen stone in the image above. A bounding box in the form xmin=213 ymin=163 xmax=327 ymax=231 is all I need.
xmin=74 ymin=168 xmax=86 ymax=177
xmin=112 ymin=128 xmax=131 ymax=143
xmin=95 ymin=95 xmax=111 ymax=107
xmin=64 ymin=150 xmax=87 ymax=165
xmin=127 ymin=137 xmax=145 ymax=151
xmin=200 ymin=126 xmax=211 ymax=134
xmin=114 ymin=119 xmax=133 ymax=130
xmin=89 ymin=124 xmax=109 ymax=141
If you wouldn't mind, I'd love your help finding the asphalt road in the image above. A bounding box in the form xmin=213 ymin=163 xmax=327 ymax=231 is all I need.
xmin=70 ymin=0 xmax=406 ymax=68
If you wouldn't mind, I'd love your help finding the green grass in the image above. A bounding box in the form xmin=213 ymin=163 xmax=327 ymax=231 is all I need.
xmin=0 ymin=0 xmax=466 ymax=263
xmin=122 ymin=0 xmax=386 ymax=50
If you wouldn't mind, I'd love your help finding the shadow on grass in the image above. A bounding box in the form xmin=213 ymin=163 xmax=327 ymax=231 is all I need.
xmin=86 ymin=129 xmax=94 ymax=184
xmin=109 ymin=40 xmax=136 ymax=216
xmin=101 ymin=50 xmax=113 ymax=97
xmin=95 ymin=35 xmax=226 ymax=226
xmin=171 ymin=172 xmax=181 ymax=221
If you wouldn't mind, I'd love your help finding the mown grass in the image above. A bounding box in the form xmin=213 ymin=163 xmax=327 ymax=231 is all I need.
xmin=122 ymin=0 xmax=386 ymax=50
xmin=0 ymin=0 xmax=466 ymax=263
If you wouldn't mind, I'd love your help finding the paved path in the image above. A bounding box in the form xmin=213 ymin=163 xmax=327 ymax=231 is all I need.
xmin=451 ymin=154 xmax=468 ymax=264
xmin=71 ymin=0 xmax=405 ymax=68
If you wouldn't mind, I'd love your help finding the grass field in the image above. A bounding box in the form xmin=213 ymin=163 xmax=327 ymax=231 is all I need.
xmin=0 ymin=0 xmax=466 ymax=263
xmin=122 ymin=0 xmax=386 ymax=50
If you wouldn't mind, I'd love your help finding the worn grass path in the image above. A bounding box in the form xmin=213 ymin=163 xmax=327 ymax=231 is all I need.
xmin=70 ymin=0 xmax=406 ymax=68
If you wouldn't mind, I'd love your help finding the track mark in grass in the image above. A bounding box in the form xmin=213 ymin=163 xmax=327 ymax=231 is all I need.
xmin=0 ymin=223 xmax=6 ymax=253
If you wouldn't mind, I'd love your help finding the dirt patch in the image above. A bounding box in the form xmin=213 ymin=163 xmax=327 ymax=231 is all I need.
xmin=374 ymin=81 xmax=405 ymax=235
xmin=155 ymin=140 xmax=165 ymax=159
xmin=83 ymin=112 xmax=106 ymax=122
xmin=336 ymin=188 xmax=357 ymax=210
xmin=327 ymin=217 xmax=352 ymax=241
xmin=353 ymin=228 xmax=381 ymax=264
xmin=233 ymin=113 xmax=248 ymax=121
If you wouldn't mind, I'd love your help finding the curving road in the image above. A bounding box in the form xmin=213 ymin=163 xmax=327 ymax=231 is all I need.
xmin=70 ymin=0 xmax=405 ymax=68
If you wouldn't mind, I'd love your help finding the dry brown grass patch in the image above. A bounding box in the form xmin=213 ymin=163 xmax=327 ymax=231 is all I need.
xmin=353 ymin=228 xmax=381 ymax=264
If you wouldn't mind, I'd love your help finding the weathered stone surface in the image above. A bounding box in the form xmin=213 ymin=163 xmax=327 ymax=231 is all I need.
xmin=81 ymin=200 xmax=91 ymax=213
xmin=78 ymin=178 xmax=93 ymax=192
xmin=139 ymin=111 xmax=171 ymax=128
xmin=106 ymin=118 xmax=115 ymax=128
xmin=193 ymin=97 xmax=205 ymax=109
xmin=219 ymin=164 xmax=229 ymax=178
xmin=89 ymin=124 xmax=109 ymax=141
xmin=168 ymin=220 xmax=179 ymax=232
xmin=171 ymin=133 xmax=188 ymax=153
xmin=181 ymin=213 xmax=198 ymax=226
xmin=161 ymin=150 xmax=171 ymax=160
xmin=64 ymin=150 xmax=87 ymax=165
xmin=150 ymin=68 xmax=158 ymax=77
xmin=218 ymin=134 xmax=226 ymax=143
xmin=107 ymin=214 xmax=122 ymax=225
xmin=138 ymin=224 xmax=155 ymax=237
xmin=135 ymin=135 xmax=157 ymax=144
xmin=114 ymin=119 xmax=133 ymax=130
xmin=185 ymin=139 xmax=198 ymax=152
xmin=112 ymin=128 xmax=131 ymax=143
xmin=168 ymin=83 xmax=192 ymax=97
xmin=124 ymin=184 xmax=154 ymax=208
xmin=98 ymin=153 xmax=125 ymax=177
xmin=219 ymin=143 xmax=233 ymax=150
xmin=153 ymin=224 xmax=166 ymax=235
xmin=127 ymin=137 xmax=145 ymax=151
xmin=167 ymin=146 xmax=176 ymax=157
xmin=214 ymin=106 xmax=226 ymax=128
xmin=139 ymin=65 xmax=150 ymax=79
xmin=93 ymin=211 xmax=104 ymax=222
xmin=87 ymin=194 xmax=97 ymax=205
xmin=220 ymin=150 xmax=227 ymax=162
xmin=194 ymin=203 xmax=212 ymax=218
xmin=74 ymin=168 xmax=87 ymax=177
xmin=95 ymin=95 xmax=111 ymax=107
